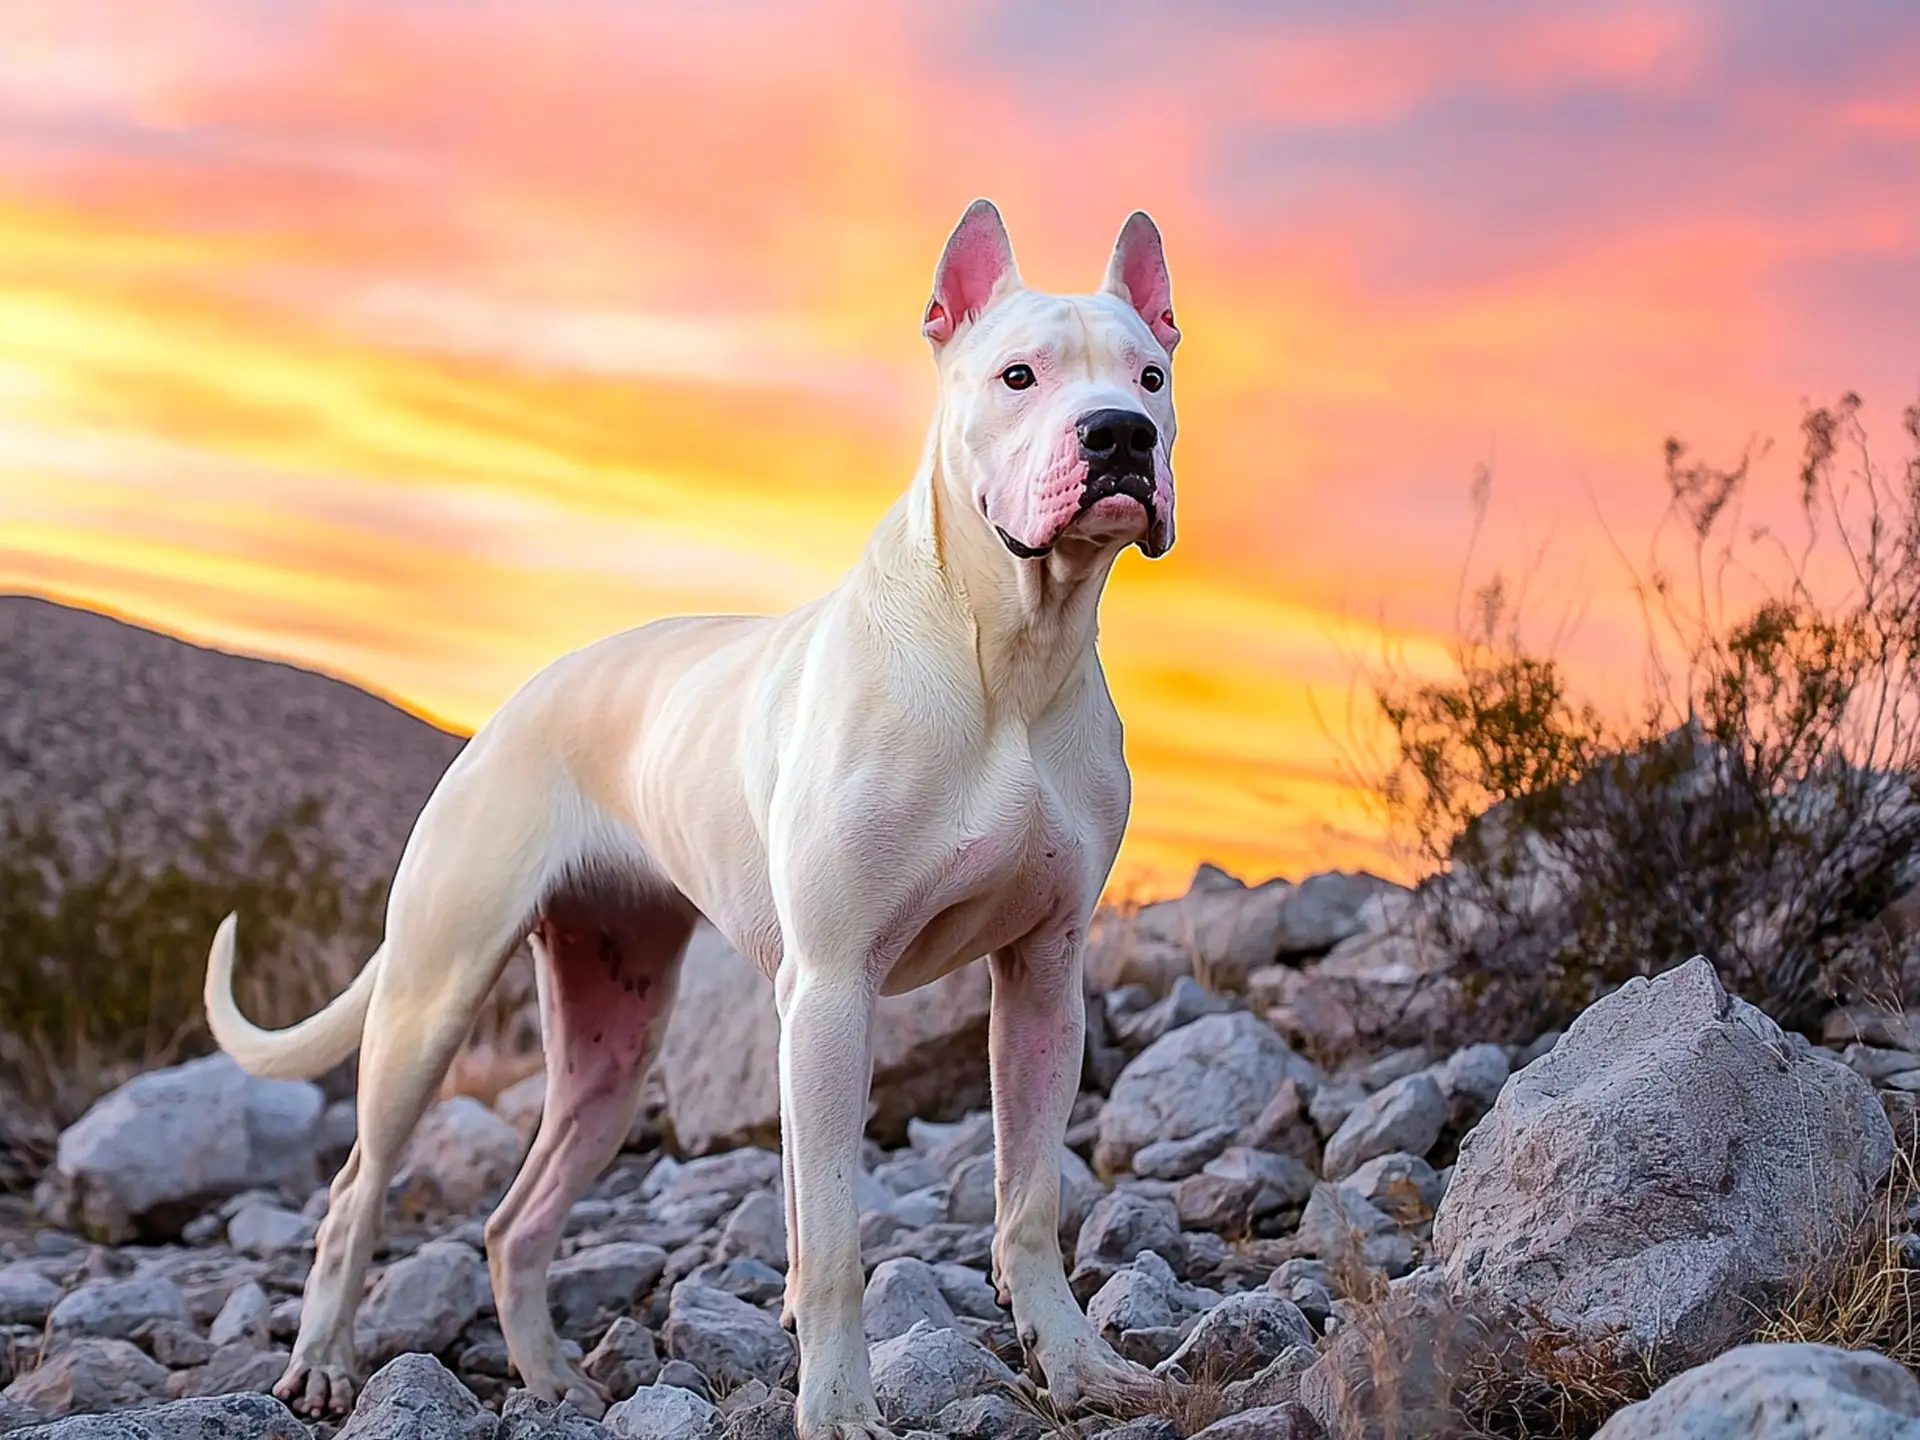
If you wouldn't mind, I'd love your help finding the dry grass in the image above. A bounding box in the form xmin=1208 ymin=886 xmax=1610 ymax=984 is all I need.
xmin=1753 ymin=1136 xmax=1920 ymax=1368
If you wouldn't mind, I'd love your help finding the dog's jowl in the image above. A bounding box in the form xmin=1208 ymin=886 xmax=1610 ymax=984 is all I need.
xmin=203 ymin=198 xmax=1181 ymax=1440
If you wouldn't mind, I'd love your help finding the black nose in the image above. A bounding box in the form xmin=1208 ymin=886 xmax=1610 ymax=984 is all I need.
xmin=1077 ymin=408 xmax=1157 ymax=476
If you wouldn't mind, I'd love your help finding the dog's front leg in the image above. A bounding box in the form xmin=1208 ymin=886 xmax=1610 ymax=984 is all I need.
xmin=778 ymin=962 xmax=894 ymax=1440
xmin=990 ymin=927 xmax=1159 ymax=1413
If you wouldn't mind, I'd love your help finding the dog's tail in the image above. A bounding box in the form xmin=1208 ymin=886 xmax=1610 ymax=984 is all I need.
xmin=204 ymin=912 xmax=380 ymax=1079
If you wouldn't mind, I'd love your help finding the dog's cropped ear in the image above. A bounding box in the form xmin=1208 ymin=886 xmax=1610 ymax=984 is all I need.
xmin=1103 ymin=211 xmax=1179 ymax=354
xmin=923 ymin=199 xmax=1021 ymax=346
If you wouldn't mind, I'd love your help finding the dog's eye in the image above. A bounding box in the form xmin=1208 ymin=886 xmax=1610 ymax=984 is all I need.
xmin=1140 ymin=365 xmax=1165 ymax=393
xmin=1001 ymin=363 xmax=1036 ymax=391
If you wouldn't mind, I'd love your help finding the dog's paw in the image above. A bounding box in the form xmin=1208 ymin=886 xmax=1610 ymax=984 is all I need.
xmin=274 ymin=1358 xmax=357 ymax=1417
xmin=525 ymin=1365 xmax=609 ymax=1420
xmin=1037 ymin=1334 xmax=1165 ymax=1415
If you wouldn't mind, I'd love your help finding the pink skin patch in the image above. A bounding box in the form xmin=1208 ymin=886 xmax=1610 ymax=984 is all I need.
xmin=987 ymin=425 xmax=1174 ymax=558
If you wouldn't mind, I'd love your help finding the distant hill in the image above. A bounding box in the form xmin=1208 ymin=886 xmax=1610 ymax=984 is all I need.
xmin=0 ymin=594 xmax=464 ymax=888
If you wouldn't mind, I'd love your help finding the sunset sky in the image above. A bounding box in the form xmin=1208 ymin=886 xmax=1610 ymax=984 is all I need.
xmin=2 ymin=1 xmax=1916 ymax=894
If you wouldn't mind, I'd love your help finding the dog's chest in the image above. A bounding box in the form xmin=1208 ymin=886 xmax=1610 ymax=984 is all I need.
xmin=879 ymin=783 xmax=1095 ymax=994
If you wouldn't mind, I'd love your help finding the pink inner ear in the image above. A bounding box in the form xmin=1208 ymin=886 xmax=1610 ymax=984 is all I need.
xmin=1110 ymin=215 xmax=1180 ymax=352
xmin=925 ymin=201 xmax=1015 ymax=344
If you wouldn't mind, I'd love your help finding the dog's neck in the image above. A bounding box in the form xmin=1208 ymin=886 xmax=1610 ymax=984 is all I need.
xmin=870 ymin=418 xmax=1122 ymax=724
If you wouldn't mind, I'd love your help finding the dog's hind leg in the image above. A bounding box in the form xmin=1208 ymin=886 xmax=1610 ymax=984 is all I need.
xmin=276 ymin=773 xmax=554 ymax=1416
xmin=486 ymin=879 xmax=695 ymax=1413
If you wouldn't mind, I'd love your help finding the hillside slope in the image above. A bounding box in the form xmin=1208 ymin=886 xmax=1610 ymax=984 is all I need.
xmin=0 ymin=594 xmax=464 ymax=887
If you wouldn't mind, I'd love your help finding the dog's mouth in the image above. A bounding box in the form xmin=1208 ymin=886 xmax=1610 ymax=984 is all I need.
xmin=996 ymin=471 xmax=1159 ymax=560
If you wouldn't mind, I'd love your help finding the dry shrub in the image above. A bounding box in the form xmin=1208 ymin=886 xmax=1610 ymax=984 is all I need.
xmin=1356 ymin=394 xmax=1920 ymax=1045
xmin=1307 ymin=1221 xmax=1664 ymax=1440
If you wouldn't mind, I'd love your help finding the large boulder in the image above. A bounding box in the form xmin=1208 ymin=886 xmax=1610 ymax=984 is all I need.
xmin=656 ymin=925 xmax=993 ymax=1153
xmin=1434 ymin=958 xmax=1893 ymax=1367
xmin=1593 ymin=1343 xmax=1920 ymax=1438
xmin=1095 ymin=1012 xmax=1312 ymax=1176
xmin=34 ymin=1055 xmax=323 ymax=1242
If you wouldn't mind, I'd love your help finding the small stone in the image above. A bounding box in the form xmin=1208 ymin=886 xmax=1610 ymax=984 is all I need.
xmin=650 ymin=1151 xmax=783 ymax=1209
xmin=397 ymin=1096 xmax=524 ymax=1215
xmin=1433 ymin=1043 xmax=1509 ymax=1128
xmin=868 ymin=1320 xmax=1017 ymax=1430
xmin=549 ymin=1243 xmax=668 ymax=1338
xmin=335 ymin=1353 xmax=494 ymax=1440
xmin=48 ymin=1278 xmax=189 ymax=1343
xmin=909 ymin=1114 xmax=996 ymax=1174
xmin=456 ymin=1329 xmax=512 ymax=1381
xmin=1154 ymin=1292 xmax=1316 ymax=1383
xmin=353 ymin=1240 xmax=491 ymax=1365
xmin=164 ymin=1343 xmax=291 ymax=1399
xmin=1841 ymin=1044 xmax=1920 ymax=1082
xmin=1174 ymin=1147 xmax=1316 ymax=1233
xmin=1266 ymin=1260 xmax=1334 ymax=1331
xmin=662 ymin=1282 xmax=796 ymax=1389
xmin=931 ymin=1264 xmax=1001 ymax=1322
xmin=1339 ymin=1152 xmax=1445 ymax=1225
xmin=1096 ymin=1013 xmax=1311 ymax=1176
xmin=943 ymin=1155 xmax=997 ymax=1225
xmin=1591 ymin=1341 xmax=1920 ymax=1438
xmin=1232 ymin=1079 xmax=1321 ymax=1167
xmin=684 ymin=1259 xmax=785 ymax=1309
xmin=15 ymin=1392 xmax=311 ymax=1438
xmin=497 ymin=1390 xmax=616 ymax=1440
xmin=0 ymin=1269 xmax=60 ymax=1329
xmin=3 ymin=1338 xmax=169 ymax=1416
xmin=604 ymin=1384 xmax=722 ymax=1440
xmin=227 ymin=1204 xmax=315 ymax=1258
xmin=1113 ymin=977 xmax=1237 ymax=1049
xmin=1296 ymin=1184 xmax=1414 ymax=1277
xmin=1342 ymin=1047 xmax=1435 ymax=1092
xmin=130 ymin=1316 xmax=211 ymax=1371
xmin=208 ymin=1281 xmax=272 ymax=1350
xmin=1132 ymin=1126 xmax=1239 ymax=1181
xmin=1086 ymin=1252 xmax=1212 ymax=1347
xmin=1099 ymin=1421 xmax=1184 ymax=1440
xmin=1188 ymin=1401 xmax=1321 ymax=1439
xmin=1071 ymin=1191 xmax=1182 ymax=1298
xmin=1321 ymin=1073 xmax=1447 ymax=1180
xmin=1306 ymin=1080 xmax=1367 ymax=1139
xmin=863 ymin=1258 xmax=958 ymax=1343
xmin=714 ymin=1193 xmax=786 ymax=1271
xmin=932 ymin=1393 xmax=1047 ymax=1440
xmin=718 ymin=1389 xmax=796 ymax=1440
xmin=584 ymin=1317 xmax=661 ymax=1399
xmin=655 ymin=1361 xmax=711 ymax=1399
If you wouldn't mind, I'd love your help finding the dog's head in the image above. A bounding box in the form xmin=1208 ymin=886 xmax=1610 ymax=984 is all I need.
xmin=923 ymin=200 xmax=1179 ymax=562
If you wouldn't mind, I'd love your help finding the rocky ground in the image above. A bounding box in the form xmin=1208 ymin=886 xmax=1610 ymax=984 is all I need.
xmin=4 ymin=867 xmax=1920 ymax=1439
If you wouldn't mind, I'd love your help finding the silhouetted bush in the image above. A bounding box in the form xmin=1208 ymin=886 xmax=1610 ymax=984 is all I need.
xmin=1370 ymin=394 xmax=1920 ymax=1038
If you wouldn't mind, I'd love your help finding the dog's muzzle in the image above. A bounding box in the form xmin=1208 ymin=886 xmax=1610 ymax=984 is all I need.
xmin=995 ymin=407 xmax=1166 ymax=560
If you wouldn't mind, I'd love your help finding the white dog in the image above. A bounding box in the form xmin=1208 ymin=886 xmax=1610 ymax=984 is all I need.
xmin=205 ymin=198 xmax=1182 ymax=1440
